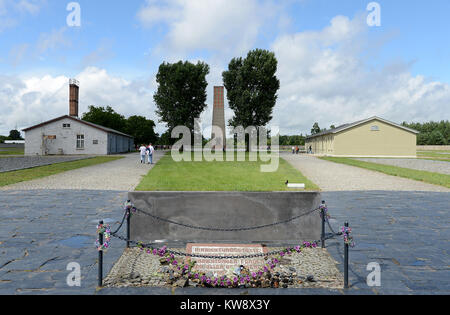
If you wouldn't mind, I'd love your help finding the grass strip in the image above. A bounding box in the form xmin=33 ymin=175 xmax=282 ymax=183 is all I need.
xmin=136 ymin=153 xmax=319 ymax=191
xmin=320 ymin=157 xmax=450 ymax=188
xmin=0 ymin=156 xmax=123 ymax=187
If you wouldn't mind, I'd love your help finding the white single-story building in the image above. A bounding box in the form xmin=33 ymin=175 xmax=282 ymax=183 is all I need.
xmin=22 ymin=80 xmax=134 ymax=156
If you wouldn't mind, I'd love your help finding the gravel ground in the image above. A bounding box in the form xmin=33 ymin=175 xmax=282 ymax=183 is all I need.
xmin=0 ymin=156 xmax=93 ymax=173
xmin=0 ymin=152 xmax=165 ymax=191
xmin=355 ymin=158 xmax=450 ymax=175
xmin=103 ymin=247 xmax=343 ymax=289
xmin=282 ymin=154 xmax=450 ymax=192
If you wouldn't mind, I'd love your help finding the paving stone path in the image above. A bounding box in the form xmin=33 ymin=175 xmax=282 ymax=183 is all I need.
xmin=1 ymin=189 xmax=448 ymax=295
xmin=0 ymin=152 xmax=164 ymax=191
xmin=283 ymin=154 xmax=450 ymax=192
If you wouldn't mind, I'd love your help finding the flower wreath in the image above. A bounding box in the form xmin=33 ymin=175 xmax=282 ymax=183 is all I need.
xmin=124 ymin=200 xmax=137 ymax=217
xmin=96 ymin=223 xmax=111 ymax=251
xmin=319 ymin=203 xmax=331 ymax=220
xmin=341 ymin=226 xmax=355 ymax=248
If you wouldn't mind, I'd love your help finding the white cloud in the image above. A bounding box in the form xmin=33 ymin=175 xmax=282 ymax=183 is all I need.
xmin=137 ymin=0 xmax=280 ymax=58
xmin=37 ymin=27 xmax=71 ymax=55
xmin=0 ymin=0 xmax=44 ymax=32
xmin=271 ymin=15 xmax=450 ymax=135
xmin=0 ymin=67 xmax=162 ymax=136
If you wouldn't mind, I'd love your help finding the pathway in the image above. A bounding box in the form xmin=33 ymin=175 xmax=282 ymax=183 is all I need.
xmin=282 ymin=154 xmax=450 ymax=192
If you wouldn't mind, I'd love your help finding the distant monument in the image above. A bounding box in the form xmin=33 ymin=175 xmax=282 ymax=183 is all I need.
xmin=211 ymin=86 xmax=226 ymax=150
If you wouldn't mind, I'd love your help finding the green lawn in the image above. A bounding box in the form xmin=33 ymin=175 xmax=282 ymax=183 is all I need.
xmin=417 ymin=151 xmax=450 ymax=161
xmin=320 ymin=157 xmax=450 ymax=188
xmin=136 ymin=153 xmax=319 ymax=191
xmin=0 ymin=149 xmax=24 ymax=156
xmin=0 ymin=156 xmax=123 ymax=187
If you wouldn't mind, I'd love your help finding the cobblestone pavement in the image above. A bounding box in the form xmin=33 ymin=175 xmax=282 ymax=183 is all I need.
xmin=283 ymin=154 xmax=450 ymax=192
xmin=355 ymin=158 xmax=450 ymax=175
xmin=0 ymin=156 xmax=93 ymax=173
xmin=1 ymin=190 xmax=448 ymax=295
xmin=0 ymin=190 xmax=127 ymax=295
xmin=0 ymin=152 xmax=164 ymax=191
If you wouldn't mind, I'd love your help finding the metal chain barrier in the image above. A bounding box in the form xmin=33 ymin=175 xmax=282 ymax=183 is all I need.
xmin=99 ymin=199 xmax=353 ymax=289
xmin=110 ymin=232 xmax=321 ymax=260
xmin=131 ymin=205 xmax=321 ymax=232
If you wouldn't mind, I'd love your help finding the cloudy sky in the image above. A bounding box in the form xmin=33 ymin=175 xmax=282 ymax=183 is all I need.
xmin=1 ymin=0 xmax=449 ymax=137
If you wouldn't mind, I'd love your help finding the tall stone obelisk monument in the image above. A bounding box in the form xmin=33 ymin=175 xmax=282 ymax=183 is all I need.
xmin=211 ymin=86 xmax=226 ymax=150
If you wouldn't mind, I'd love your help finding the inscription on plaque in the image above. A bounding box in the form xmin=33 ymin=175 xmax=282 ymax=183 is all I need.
xmin=186 ymin=243 xmax=267 ymax=276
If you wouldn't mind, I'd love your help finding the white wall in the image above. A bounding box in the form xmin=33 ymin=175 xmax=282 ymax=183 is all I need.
xmin=24 ymin=118 xmax=108 ymax=155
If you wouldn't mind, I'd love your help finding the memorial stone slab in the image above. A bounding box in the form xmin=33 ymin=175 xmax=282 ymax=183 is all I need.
xmin=186 ymin=243 xmax=267 ymax=276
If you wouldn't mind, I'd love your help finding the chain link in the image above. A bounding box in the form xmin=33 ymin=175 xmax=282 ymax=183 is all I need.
xmin=107 ymin=200 xmax=342 ymax=260
xmin=110 ymin=233 xmax=321 ymax=260
xmin=132 ymin=206 xmax=321 ymax=232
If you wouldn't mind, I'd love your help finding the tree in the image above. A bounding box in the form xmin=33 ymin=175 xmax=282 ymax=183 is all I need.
xmin=330 ymin=125 xmax=336 ymax=130
xmin=311 ymin=123 xmax=321 ymax=135
xmin=402 ymin=120 xmax=450 ymax=145
xmin=223 ymin=49 xmax=280 ymax=150
xmin=125 ymin=116 xmax=158 ymax=145
xmin=8 ymin=130 xmax=23 ymax=140
xmin=428 ymin=130 xmax=447 ymax=145
xmin=82 ymin=106 xmax=127 ymax=133
xmin=154 ymin=61 xmax=210 ymax=142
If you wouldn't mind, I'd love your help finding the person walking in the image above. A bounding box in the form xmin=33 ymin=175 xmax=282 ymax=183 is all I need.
xmin=139 ymin=144 xmax=147 ymax=164
xmin=147 ymin=143 xmax=155 ymax=165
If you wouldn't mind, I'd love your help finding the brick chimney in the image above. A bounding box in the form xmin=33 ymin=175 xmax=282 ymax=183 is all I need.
xmin=69 ymin=79 xmax=79 ymax=117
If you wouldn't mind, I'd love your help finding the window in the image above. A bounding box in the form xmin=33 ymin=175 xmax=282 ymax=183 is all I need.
xmin=63 ymin=123 xmax=71 ymax=128
xmin=371 ymin=125 xmax=380 ymax=131
xmin=93 ymin=140 xmax=98 ymax=145
xmin=76 ymin=135 xmax=85 ymax=149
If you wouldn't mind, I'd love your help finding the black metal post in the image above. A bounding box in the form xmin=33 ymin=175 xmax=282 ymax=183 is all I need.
xmin=321 ymin=201 xmax=326 ymax=248
xmin=126 ymin=207 xmax=131 ymax=248
xmin=344 ymin=221 xmax=349 ymax=289
xmin=98 ymin=220 xmax=104 ymax=288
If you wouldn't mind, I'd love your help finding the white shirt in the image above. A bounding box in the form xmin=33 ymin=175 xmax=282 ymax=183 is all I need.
xmin=139 ymin=146 xmax=147 ymax=155
xmin=148 ymin=146 xmax=154 ymax=155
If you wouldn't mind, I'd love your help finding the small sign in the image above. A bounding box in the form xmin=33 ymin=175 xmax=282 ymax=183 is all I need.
xmin=186 ymin=243 xmax=267 ymax=276
xmin=287 ymin=183 xmax=305 ymax=189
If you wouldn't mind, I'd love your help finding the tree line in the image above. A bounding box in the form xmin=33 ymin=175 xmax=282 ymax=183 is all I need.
xmin=402 ymin=120 xmax=450 ymax=145
xmin=81 ymin=106 xmax=158 ymax=146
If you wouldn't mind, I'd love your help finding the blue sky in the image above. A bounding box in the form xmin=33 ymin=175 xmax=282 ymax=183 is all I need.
xmin=1 ymin=0 xmax=449 ymax=136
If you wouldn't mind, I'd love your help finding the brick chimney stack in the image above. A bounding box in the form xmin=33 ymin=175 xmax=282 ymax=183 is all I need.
xmin=211 ymin=86 xmax=226 ymax=150
xmin=69 ymin=79 xmax=79 ymax=117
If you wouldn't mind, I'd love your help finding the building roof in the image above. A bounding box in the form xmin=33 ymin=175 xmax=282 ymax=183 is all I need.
xmin=306 ymin=116 xmax=419 ymax=140
xmin=22 ymin=115 xmax=133 ymax=138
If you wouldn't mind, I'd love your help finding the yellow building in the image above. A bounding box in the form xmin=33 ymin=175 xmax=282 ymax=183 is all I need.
xmin=305 ymin=117 xmax=419 ymax=157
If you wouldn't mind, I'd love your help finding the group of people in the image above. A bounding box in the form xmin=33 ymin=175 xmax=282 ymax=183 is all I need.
xmin=139 ymin=144 xmax=155 ymax=164
xmin=291 ymin=146 xmax=314 ymax=154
